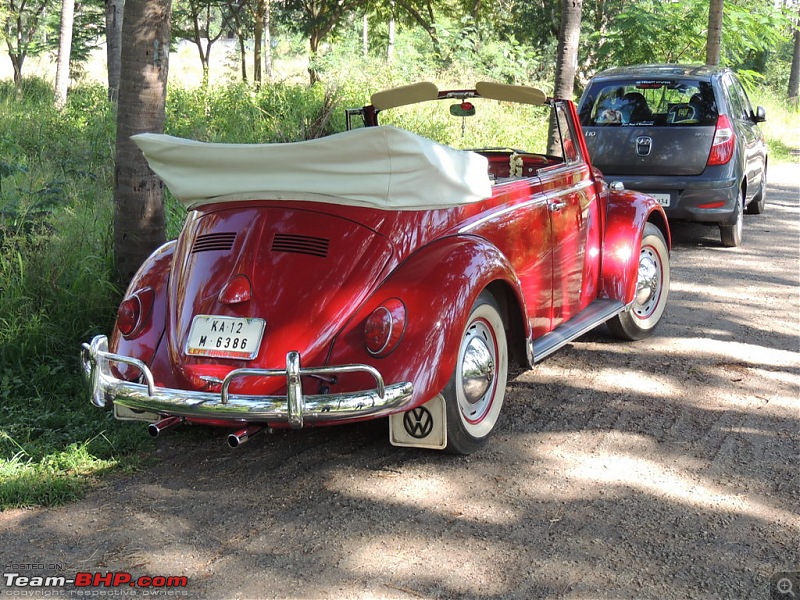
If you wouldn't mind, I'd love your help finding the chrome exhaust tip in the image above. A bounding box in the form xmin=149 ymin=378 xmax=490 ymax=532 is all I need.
xmin=147 ymin=416 xmax=183 ymax=438
xmin=227 ymin=424 xmax=265 ymax=448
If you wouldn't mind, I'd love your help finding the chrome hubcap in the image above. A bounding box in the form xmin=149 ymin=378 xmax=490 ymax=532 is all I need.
xmin=634 ymin=248 xmax=660 ymax=317
xmin=460 ymin=326 xmax=495 ymax=406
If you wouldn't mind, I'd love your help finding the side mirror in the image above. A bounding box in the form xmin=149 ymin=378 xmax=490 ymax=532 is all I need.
xmin=753 ymin=106 xmax=766 ymax=123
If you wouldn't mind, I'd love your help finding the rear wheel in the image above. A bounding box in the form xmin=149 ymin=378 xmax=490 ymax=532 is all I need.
xmin=443 ymin=292 xmax=508 ymax=455
xmin=745 ymin=174 xmax=767 ymax=215
xmin=720 ymin=189 xmax=744 ymax=247
xmin=608 ymin=223 xmax=670 ymax=341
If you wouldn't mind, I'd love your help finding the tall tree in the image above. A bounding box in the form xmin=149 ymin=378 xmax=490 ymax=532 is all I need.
xmin=252 ymin=0 xmax=265 ymax=85
xmin=789 ymin=3 xmax=800 ymax=103
xmin=1 ymin=0 xmax=53 ymax=91
xmin=113 ymin=0 xmax=172 ymax=284
xmin=106 ymin=0 xmax=124 ymax=101
xmin=549 ymin=0 xmax=581 ymax=155
xmin=285 ymin=0 xmax=369 ymax=83
xmin=173 ymin=0 xmax=238 ymax=84
xmin=706 ymin=0 xmax=723 ymax=66
xmin=53 ymin=0 xmax=75 ymax=109
xmin=553 ymin=0 xmax=581 ymax=100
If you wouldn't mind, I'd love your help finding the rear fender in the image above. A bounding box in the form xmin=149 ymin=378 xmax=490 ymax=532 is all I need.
xmin=109 ymin=241 xmax=175 ymax=380
xmin=600 ymin=190 xmax=670 ymax=303
xmin=327 ymin=236 xmax=525 ymax=406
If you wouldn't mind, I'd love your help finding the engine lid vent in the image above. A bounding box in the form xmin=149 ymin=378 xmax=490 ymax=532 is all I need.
xmin=272 ymin=234 xmax=330 ymax=258
xmin=192 ymin=232 xmax=237 ymax=253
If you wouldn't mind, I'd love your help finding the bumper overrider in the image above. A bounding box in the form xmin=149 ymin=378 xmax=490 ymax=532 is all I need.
xmin=81 ymin=335 xmax=414 ymax=429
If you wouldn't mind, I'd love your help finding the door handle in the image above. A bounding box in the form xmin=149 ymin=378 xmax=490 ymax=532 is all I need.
xmin=549 ymin=201 xmax=567 ymax=212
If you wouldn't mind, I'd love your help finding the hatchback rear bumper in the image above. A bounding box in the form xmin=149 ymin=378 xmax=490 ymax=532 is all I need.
xmin=81 ymin=335 xmax=414 ymax=428
xmin=611 ymin=173 xmax=739 ymax=225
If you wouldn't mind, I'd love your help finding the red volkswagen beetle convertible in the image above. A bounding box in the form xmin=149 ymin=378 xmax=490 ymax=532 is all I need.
xmin=82 ymin=82 xmax=670 ymax=454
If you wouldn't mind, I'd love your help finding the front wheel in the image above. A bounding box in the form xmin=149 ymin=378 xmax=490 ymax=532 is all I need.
xmin=607 ymin=223 xmax=670 ymax=341
xmin=745 ymin=174 xmax=767 ymax=215
xmin=443 ymin=292 xmax=508 ymax=455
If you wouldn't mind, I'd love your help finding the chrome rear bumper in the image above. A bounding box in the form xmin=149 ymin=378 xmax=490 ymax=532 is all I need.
xmin=81 ymin=335 xmax=414 ymax=428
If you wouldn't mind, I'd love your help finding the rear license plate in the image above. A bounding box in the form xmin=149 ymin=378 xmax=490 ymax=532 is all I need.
xmin=649 ymin=193 xmax=671 ymax=207
xmin=186 ymin=315 xmax=265 ymax=360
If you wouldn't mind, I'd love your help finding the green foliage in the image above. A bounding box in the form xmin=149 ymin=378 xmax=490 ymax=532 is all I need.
xmin=0 ymin=79 xmax=143 ymax=508
xmin=750 ymin=87 xmax=800 ymax=163
xmin=587 ymin=0 xmax=790 ymax=78
xmin=166 ymin=81 xmax=344 ymax=143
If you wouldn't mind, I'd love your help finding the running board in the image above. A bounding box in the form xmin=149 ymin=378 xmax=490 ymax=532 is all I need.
xmin=530 ymin=299 xmax=626 ymax=363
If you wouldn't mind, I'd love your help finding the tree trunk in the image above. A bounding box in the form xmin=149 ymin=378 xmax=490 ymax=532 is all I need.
xmin=54 ymin=0 xmax=75 ymax=110
xmin=308 ymin=33 xmax=321 ymax=85
xmin=113 ymin=0 xmax=171 ymax=285
xmin=239 ymin=35 xmax=247 ymax=82
xmin=553 ymin=0 xmax=582 ymax=100
xmin=789 ymin=6 xmax=800 ymax=104
xmin=362 ymin=12 xmax=368 ymax=56
xmin=264 ymin=0 xmax=272 ymax=79
xmin=253 ymin=0 xmax=265 ymax=87
xmin=549 ymin=0 xmax=582 ymax=155
xmin=105 ymin=0 xmax=124 ymax=102
xmin=706 ymin=0 xmax=723 ymax=66
xmin=387 ymin=6 xmax=395 ymax=62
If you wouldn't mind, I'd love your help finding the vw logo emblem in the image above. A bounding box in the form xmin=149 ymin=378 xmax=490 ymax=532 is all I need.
xmin=403 ymin=406 xmax=435 ymax=439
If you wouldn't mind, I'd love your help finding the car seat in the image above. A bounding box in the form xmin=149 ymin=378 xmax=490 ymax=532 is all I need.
xmin=621 ymin=92 xmax=652 ymax=123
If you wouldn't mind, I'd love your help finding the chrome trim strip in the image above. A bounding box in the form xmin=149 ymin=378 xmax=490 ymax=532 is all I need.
xmin=81 ymin=335 xmax=414 ymax=428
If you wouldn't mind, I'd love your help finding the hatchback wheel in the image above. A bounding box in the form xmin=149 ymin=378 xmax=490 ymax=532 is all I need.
xmin=720 ymin=189 xmax=744 ymax=247
xmin=745 ymin=175 xmax=767 ymax=215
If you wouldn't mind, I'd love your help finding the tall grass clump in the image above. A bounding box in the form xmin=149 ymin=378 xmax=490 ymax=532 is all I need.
xmin=0 ymin=79 xmax=144 ymax=508
xmin=749 ymin=88 xmax=800 ymax=162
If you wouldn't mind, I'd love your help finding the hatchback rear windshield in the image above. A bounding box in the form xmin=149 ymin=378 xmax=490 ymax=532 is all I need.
xmin=579 ymin=79 xmax=717 ymax=127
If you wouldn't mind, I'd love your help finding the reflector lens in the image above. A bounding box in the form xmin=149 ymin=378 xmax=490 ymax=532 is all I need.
xmin=364 ymin=298 xmax=406 ymax=356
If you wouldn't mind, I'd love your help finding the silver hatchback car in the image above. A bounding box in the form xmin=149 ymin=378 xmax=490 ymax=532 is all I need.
xmin=578 ymin=65 xmax=767 ymax=247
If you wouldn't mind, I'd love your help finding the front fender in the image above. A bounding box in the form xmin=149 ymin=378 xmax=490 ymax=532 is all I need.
xmin=327 ymin=235 xmax=524 ymax=407
xmin=600 ymin=190 xmax=670 ymax=303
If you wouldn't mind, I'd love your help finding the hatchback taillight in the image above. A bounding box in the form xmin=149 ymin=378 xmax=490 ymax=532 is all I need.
xmin=707 ymin=114 xmax=735 ymax=166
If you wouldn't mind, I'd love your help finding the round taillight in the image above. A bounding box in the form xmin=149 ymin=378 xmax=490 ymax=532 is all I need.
xmin=116 ymin=288 xmax=154 ymax=337
xmin=364 ymin=298 xmax=406 ymax=357
xmin=116 ymin=296 xmax=140 ymax=336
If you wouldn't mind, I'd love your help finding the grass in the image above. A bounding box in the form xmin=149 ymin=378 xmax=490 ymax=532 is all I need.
xmin=0 ymin=62 xmax=797 ymax=509
xmin=750 ymin=89 xmax=800 ymax=162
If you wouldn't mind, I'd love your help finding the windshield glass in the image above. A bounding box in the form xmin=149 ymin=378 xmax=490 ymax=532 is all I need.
xmin=359 ymin=96 xmax=552 ymax=155
xmin=579 ymin=79 xmax=717 ymax=127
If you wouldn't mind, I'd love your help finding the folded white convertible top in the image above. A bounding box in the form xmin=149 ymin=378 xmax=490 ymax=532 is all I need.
xmin=132 ymin=126 xmax=492 ymax=210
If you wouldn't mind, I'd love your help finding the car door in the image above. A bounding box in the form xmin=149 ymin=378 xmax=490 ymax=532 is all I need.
xmin=542 ymin=102 xmax=599 ymax=328
xmin=723 ymin=73 xmax=766 ymax=202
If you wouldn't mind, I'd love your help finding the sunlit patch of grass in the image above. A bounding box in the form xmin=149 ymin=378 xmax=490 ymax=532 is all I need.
xmin=749 ymin=89 xmax=800 ymax=163
xmin=0 ymin=432 xmax=120 ymax=508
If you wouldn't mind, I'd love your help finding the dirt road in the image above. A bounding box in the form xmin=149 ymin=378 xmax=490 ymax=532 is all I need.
xmin=1 ymin=164 xmax=798 ymax=600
